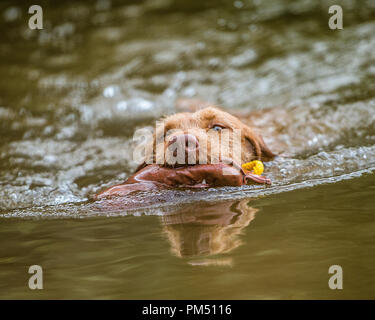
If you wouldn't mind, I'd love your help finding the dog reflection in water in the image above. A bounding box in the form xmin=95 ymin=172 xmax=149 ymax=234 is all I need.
xmin=160 ymin=199 xmax=257 ymax=266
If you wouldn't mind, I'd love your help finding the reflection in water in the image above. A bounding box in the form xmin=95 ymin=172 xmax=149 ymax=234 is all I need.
xmin=1 ymin=174 xmax=374 ymax=299
xmin=160 ymin=200 xmax=257 ymax=265
xmin=89 ymin=197 xmax=258 ymax=266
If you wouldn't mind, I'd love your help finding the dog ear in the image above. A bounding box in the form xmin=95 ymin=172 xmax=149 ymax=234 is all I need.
xmin=243 ymin=126 xmax=275 ymax=162
xmin=256 ymin=134 xmax=276 ymax=161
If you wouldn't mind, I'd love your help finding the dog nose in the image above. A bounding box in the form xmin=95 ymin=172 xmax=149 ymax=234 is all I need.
xmin=168 ymin=134 xmax=199 ymax=152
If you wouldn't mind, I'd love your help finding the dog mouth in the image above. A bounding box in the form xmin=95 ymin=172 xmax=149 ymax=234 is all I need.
xmin=158 ymin=157 xmax=271 ymax=186
xmin=94 ymin=161 xmax=271 ymax=200
xmin=162 ymin=134 xmax=266 ymax=185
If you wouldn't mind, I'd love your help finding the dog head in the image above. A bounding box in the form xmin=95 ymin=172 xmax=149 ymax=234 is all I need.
xmin=138 ymin=106 xmax=274 ymax=171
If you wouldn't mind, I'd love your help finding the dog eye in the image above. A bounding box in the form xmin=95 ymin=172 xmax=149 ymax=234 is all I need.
xmin=211 ymin=125 xmax=225 ymax=131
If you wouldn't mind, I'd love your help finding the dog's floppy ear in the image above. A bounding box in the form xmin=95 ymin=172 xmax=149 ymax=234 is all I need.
xmin=243 ymin=125 xmax=275 ymax=162
xmin=256 ymin=134 xmax=276 ymax=161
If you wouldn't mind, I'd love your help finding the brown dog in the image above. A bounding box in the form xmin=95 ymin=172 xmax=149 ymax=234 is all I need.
xmin=94 ymin=105 xmax=275 ymax=199
xmin=143 ymin=106 xmax=274 ymax=166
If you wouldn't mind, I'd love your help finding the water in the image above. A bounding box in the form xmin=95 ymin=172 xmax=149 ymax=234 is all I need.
xmin=0 ymin=0 xmax=374 ymax=299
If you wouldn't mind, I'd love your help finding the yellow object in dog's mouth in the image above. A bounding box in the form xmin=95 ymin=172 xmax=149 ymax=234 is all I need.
xmin=242 ymin=160 xmax=264 ymax=175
